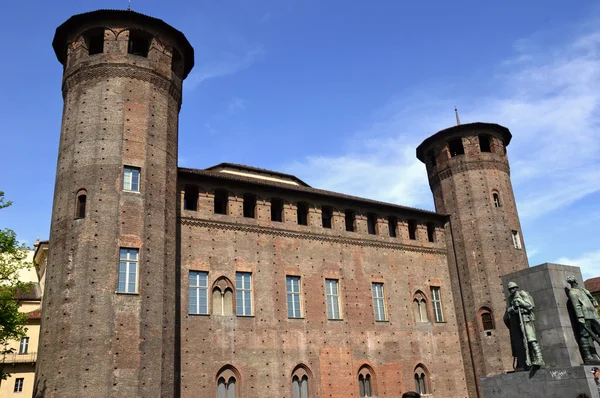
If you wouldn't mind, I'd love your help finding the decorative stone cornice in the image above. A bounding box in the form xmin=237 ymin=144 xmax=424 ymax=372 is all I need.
xmin=179 ymin=217 xmax=447 ymax=255
xmin=62 ymin=63 xmax=182 ymax=104
xmin=430 ymin=159 xmax=510 ymax=188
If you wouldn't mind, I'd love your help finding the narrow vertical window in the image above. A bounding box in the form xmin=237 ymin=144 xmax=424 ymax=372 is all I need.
xmin=322 ymin=206 xmax=332 ymax=229
xmin=479 ymin=135 xmax=491 ymax=152
xmin=345 ymin=210 xmax=355 ymax=232
xmin=448 ymin=138 xmax=465 ymax=157
xmin=214 ymin=189 xmax=228 ymax=215
xmin=388 ymin=216 xmax=397 ymax=237
xmin=128 ymin=30 xmax=150 ymax=57
xmin=297 ymin=202 xmax=309 ymax=225
xmin=118 ymin=248 xmax=138 ymax=293
xmin=76 ymin=191 xmax=87 ymax=218
xmin=243 ymin=194 xmax=256 ymax=218
xmin=427 ymin=150 xmax=437 ymax=167
xmin=14 ymin=378 xmax=24 ymax=393
xmin=413 ymin=292 xmax=429 ymax=323
xmin=414 ymin=366 xmax=429 ymax=394
xmin=291 ymin=366 xmax=310 ymax=398
xmin=183 ymin=184 xmax=199 ymax=211
xmin=408 ymin=219 xmax=417 ymax=240
xmin=367 ymin=213 xmax=377 ymax=235
xmin=123 ymin=166 xmax=140 ymax=192
xmin=271 ymin=198 xmax=283 ymax=222
xmin=512 ymin=230 xmax=522 ymax=249
xmin=493 ymin=192 xmax=501 ymax=208
xmin=426 ymin=222 xmax=436 ymax=242
xmin=19 ymin=337 xmax=29 ymax=354
xmin=431 ymin=287 xmax=444 ymax=322
xmin=325 ymin=279 xmax=341 ymax=319
xmin=372 ymin=283 xmax=386 ymax=321
xmin=188 ymin=271 xmax=208 ymax=315
xmin=481 ymin=311 xmax=495 ymax=331
xmin=287 ymin=276 xmax=302 ymax=318
xmin=236 ymin=272 xmax=252 ymax=316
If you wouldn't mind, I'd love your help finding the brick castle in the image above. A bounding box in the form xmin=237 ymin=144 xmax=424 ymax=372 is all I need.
xmin=35 ymin=9 xmax=528 ymax=398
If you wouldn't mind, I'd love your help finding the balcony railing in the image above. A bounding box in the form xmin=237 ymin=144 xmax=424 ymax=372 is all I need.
xmin=2 ymin=352 xmax=37 ymax=364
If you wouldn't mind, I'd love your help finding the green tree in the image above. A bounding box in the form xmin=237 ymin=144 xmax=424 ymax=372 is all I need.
xmin=0 ymin=191 xmax=31 ymax=380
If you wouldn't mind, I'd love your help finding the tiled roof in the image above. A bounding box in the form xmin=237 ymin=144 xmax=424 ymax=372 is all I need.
xmin=179 ymin=167 xmax=446 ymax=219
xmin=205 ymin=163 xmax=311 ymax=187
xmin=16 ymin=283 xmax=41 ymax=301
xmin=26 ymin=308 xmax=41 ymax=320
xmin=585 ymin=277 xmax=600 ymax=294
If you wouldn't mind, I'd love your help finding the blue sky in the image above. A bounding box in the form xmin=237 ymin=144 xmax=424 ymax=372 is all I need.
xmin=1 ymin=1 xmax=599 ymax=278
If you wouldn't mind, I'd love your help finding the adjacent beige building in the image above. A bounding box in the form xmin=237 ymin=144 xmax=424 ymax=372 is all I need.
xmin=0 ymin=241 xmax=46 ymax=397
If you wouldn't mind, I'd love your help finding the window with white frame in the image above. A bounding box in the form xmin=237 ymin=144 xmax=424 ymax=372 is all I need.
xmin=372 ymin=283 xmax=387 ymax=321
xmin=123 ymin=166 xmax=140 ymax=191
xmin=236 ymin=272 xmax=252 ymax=316
xmin=118 ymin=248 xmax=138 ymax=293
xmin=325 ymin=279 xmax=341 ymax=320
xmin=431 ymin=287 xmax=444 ymax=322
xmin=512 ymin=230 xmax=522 ymax=249
xmin=14 ymin=378 xmax=24 ymax=393
xmin=189 ymin=271 xmax=208 ymax=315
xmin=19 ymin=337 xmax=29 ymax=354
xmin=287 ymin=276 xmax=302 ymax=318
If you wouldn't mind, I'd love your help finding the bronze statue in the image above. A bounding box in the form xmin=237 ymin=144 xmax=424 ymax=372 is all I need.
xmin=503 ymin=281 xmax=545 ymax=369
xmin=567 ymin=276 xmax=600 ymax=363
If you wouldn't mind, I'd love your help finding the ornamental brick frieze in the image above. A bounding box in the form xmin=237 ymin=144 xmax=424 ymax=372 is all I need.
xmin=62 ymin=63 xmax=182 ymax=104
xmin=179 ymin=217 xmax=446 ymax=255
xmin=429 ymin=159 xmax=511 ymax=188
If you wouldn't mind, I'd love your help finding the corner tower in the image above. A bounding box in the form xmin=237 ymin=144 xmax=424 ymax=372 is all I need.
xmin=417 ymin=123 xmax=528 ymax=397
xmin=36 ymin=10 xmax=193 ymax=397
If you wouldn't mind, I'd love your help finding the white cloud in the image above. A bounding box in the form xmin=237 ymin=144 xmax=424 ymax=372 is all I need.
xmin=556 ymin=251 xmax=600 ymax=280
xmin=287 ymin=23 xmax=600 ymax=220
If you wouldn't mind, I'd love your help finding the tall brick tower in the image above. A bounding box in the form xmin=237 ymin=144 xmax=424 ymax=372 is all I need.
xmin=417 ymin=123 xmax=529 ymax=397
xmin=36 ymin=10 xmax=193 ymax=398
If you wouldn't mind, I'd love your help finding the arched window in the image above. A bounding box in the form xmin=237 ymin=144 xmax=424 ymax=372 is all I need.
xmin=291 ymin=364 xmax=311 ymax=398
xmin=217 ymin=366 xmax=239 ymax=398
xmin=212 ymin=277 xmax=234 ymax=316
xmin=358 ymin=365 xmax=375 ymax=397
xmin=479 ymin=307 xmax=495 ymax=331
xmin=412 ymin=291 xmax=429 ymax=323
xmin=75 ymin=190 xmax=87 ymax=219
xmin=414 ymin=365 xmax=429 ymax=395
xmin=492 ymin=192 xmax=501 ymax=208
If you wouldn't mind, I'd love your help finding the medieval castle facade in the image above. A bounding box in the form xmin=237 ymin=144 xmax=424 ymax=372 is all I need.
xmin=35 ymin=9 xmax=529 ymax=398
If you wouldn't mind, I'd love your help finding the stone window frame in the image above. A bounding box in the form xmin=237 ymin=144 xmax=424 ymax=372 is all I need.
xmin=236 ymin=272 xmax=253 ymax=316
xmin=478 ymin=306 xmax=495 ymax=332
xmin=413 ymin=364 xmax=430 ymax=395
xmin=75 ymin=188 xmax=87 ymax=219
xmin=291 ymin=364 xmax=312 ymax=398
xmin=358 ymin=364 xmax=376 ymax=397
xmin=430 ymin=286 xmax=444 ymax=323
xmin=212 ymin=276 xmax=235 ymax=316
xmin=412 ymin=291 xmax=430 ymax=323
xmin=325 ymin=278 xmax=342 ymax=320
xmin=117 ymin=247 xmax=139 ymax=294
xmin=372 ymin=282 xmax=387 ymax=322
xmin=122 ymin=165 xmax=141 ymax=192
xmin=286 ymin=275 xmax=303 ymax=319
xmin=216 ymin=365 xmax=240 ymax=398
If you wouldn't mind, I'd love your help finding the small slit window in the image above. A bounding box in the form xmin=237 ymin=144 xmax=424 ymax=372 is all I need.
xmin=388 ymin=216 xmax=397 ymax=238
xmin=408 ymin=219 xmax=417 ymax=240
xmin=128 ymin=30 xmax=150 ymax=57
xmin=271 ymin=198 xmax=283 ymax=222
xmin=493 ymin=192 xmax=501 ymax=208
xmin=367 ymin=213 xmax=377 ymax=235
xmin=243 ymin=194 xmax=256 ymax=218
xmin=214 ymin=189 xmax=228 ymax=215
xmin=345 ymin=210 xmax=355 ymax=232
xmin=183 ymin=185 xmax=198 ymax=211
xmin=322 ymin=206 xmax=332 ymax=229
xmin=76 ymin=191 xmax=87 ymax=219
xmin=297 ymin=202 xmax=309 ymax=225
xmin=426 ymin=222 xmax=435 ymax=242
xmin=448 ymin=138 xmax=465 ymax=157
xmin=479 ymin=135 xmax=491 ymax=152
xmin=171 ymin=48 xmax=184 ymax=77
xmin=85 ymin=28 xmax=104 ymax=55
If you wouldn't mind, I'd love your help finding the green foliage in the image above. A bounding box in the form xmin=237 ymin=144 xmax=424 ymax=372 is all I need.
xmin=0 ymin=191 xmax=31 ymax=380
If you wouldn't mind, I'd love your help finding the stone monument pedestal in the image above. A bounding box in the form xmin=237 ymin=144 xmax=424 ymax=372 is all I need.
xmin=480 ymin=263 xmax=600 ymax=397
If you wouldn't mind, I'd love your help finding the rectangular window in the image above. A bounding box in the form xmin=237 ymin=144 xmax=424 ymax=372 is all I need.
xmin=123 ymin=166 xmax=140 ymax=191
xmin=408 ymin=219 xmax=417 ymax=240
xmin=512 ymin=230 xmax=522 ymax=249
xmin=189 ymin=271 xmax=208 ymax=315
xmin=372 ymin=283 xmax=387 ymax=321
xmin=448 ymin=138 xmax=465 ymax=157
xmin=243 ymin=194 xmax=256 ymax=218
xmin=325 ymin=279 xmax=341 ymax=320
xmin=118 ymin=248 xmax=138 ymax=293
xmin=297 ymin=202 xmax=308 ymax=226
xmin=367 ymin=213 xmax=377 ymax=235
xmin=431 ymin=287 xmax=444 ymax=322
xmin=271 ymin=198 xmax=283 ymax=222
xmin=286 ymin=276 xmax=302 ymax=318
xmin=19 ymin=337 xmax=29 ymax=354
xmin=14 ymin=378 xmax=24 ymax=393
xmin=345 ymin=210 xmax=355 ymax=232
xmin=388 ymin=216 xmax=397 ymax=237
xmin=322 ymin=207 xmax=332 ymax=229
xmin=236 ymin=272 xmax=253 ymax=316
xmin=183 ymin=185 xmax=199 ymax=211
xmin=214 ymin=189 xmax=228 ymax=215
xmin=427 ymin=222 xmax=436 ymax=242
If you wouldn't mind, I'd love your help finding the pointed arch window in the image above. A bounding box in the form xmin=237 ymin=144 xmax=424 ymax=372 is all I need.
xmin=217 ymin=366 xmax=239 ymax=398
xmin=358 ymin=365 xmax=375 ymax=397
xmin=291 ymin=365 xmax=311 ymax=398
xmin=493 ymin=192 xmax=501 ymax=208
xmin=414 ymin=365 xmax=429 ymax=395
xmin=212 ymin=277 xmax=234 ymax=316
xmin=412 ymin=291 xmax=429 ymax=323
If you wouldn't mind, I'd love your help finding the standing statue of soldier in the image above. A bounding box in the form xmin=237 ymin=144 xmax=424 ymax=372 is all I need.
xmin=566 ymin=276 xmax=600 ymax=363
xmin=503 ymin=281 xmax=545 ymax=369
